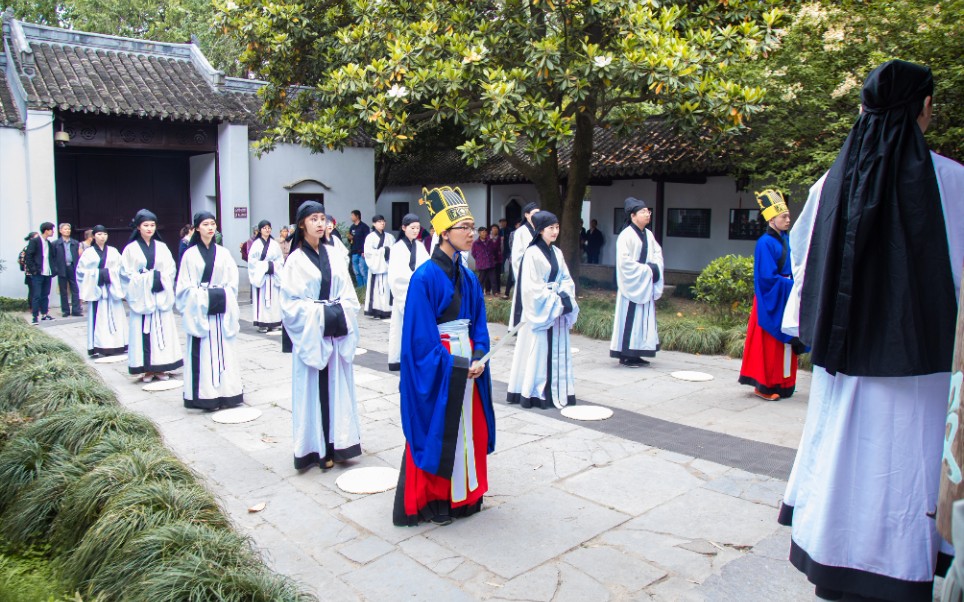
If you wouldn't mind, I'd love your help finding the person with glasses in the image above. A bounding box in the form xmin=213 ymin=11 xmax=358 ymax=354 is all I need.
xmin=394 ymin=186 xmax=495 ymax=527
xmin=506 ymin=211 xmax=578 ymax=409
xmin=610 ymin=197 xmax=663 ymax=367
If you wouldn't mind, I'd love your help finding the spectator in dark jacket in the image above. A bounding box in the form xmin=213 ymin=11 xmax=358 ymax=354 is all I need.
xmin=471 ymin=226 xmax=499 ymax=295
xmin=488 ymin=224 xmax=503 ymax=295
xmin=19 ymin=232 xmax=38 ymax=306
xmin=24 ymin=222 xmax=55 ymax=324
xmin=585 ymin=218 xmax=605 ymax=264
xmin=51 ymin=223 xmax=82 ymax=316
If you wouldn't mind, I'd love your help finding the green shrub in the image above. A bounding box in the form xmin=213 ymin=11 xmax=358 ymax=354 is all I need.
xmin=1 ymin=447 xmax=83 ymax=545
xmin=14 ymin=404 xmax=159 ymax=456
xmin=0 ymin=331 xmax=78 ymax=377
xmin=21 ymin=378 xmax=117 ymax=418
xmin=0 ymin=540 xmax=73 ymax=602
xmin=658 ymin=318 xmax=726 ymax=355
xmin=798 ymin=352 xmax=813 ymax=372
xmin=63 ymin=481 xmax=229 ymax=591
xmin=0 ymin=436 xmax=49 ymax=512
xmin=53 ymin=448 xmax=197 ymax=550
xmin=694 ymin=255 xmax=754 ymax=320
xmin=0 ymin=298 xmax=30 ymax=312
xmin=724 ymin=323 xmax=749 ymax=359
xmin=0 ymin=356 xmax=105 ymax=413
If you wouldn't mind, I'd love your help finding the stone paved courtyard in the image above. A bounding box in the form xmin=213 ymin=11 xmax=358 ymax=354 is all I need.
xmin=33 ymin=308 xmax=941 ymax=601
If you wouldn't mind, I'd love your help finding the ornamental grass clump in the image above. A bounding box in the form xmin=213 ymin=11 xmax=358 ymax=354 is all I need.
xmin=0 ymin=447 xmax=83 ymax=545
xmin=16 ymin=404 xmax=159 ymax=456
xmin=63 ymin=480 xmax=229 ymax=592
xmin=21 ymin=378 xmax=117 ymax=418
xmin=658 ymin=318 xmax=726 ymax=356
xmin=724 ymin=323 xmax=749 ymax=359
xmin=94 ymin=522 xmax=314 ymax=602
xmin=52 ymin=447 xmax=197 ymax=550
xmin=0 ymin=355 xmax=95 ymax=412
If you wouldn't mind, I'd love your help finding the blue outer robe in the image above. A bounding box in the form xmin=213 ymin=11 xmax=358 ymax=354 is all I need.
xmin=754 ymin=229 xmax=794 ymax=344
xmin=399 ymin=252 xmax=496 ymax=476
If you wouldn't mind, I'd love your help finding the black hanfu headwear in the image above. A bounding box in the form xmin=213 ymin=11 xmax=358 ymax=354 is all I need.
xmin=257 ymin=219 xmax=271 ymax=231
xmin=624 ymin=197 xmax=647 ymax=215
xmin=799 ymin=59 xmax=953 ymax=377
xmin=188 ymin=211 xmax=217 ymax=247
xmin=91 ymin=225 xmax=107 ymax=234
xmin=128 ymin=209 xmax=163 ymax=242
xmin=401 ymin=213 xmax=420 ymax=227
xmin=372 ymin=214 xmax=386 ymax=224
xmin=522 ymin=201 xmax=539 ymax=215
xmin=288 ymin=201 xmax=326 ymax=251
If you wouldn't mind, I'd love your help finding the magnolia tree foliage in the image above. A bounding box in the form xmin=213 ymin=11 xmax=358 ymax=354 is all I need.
xmin=733 ymin=0 xmax=964 ymax=191
xmin=217 ymin=0 xmax=784 ymax=272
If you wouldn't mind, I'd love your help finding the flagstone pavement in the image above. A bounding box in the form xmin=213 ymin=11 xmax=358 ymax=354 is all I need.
xmin=35 ymin=309 xmax=945 ymax=601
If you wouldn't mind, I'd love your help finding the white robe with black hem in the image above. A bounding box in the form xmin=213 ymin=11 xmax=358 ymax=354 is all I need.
xmin=77 ymin=245 xmax=128 ymax=356
xmin=363 ymin=231 xmax=395 ymax=318
xmin=387 ymin=237 xmax=430 ymax=371
xmin=610 ymin=225 xmax=663 ymax=359
xmin=281 ymin=244 xmax=362 ymax=468
xmin=780 ymin=152 xmax=964 ymax=593
xmin=121 ymin=239 xmax=184 ymax=375
xmin=507 ymin=243 xmax=579 ymax=409
xmin=508 ymin=224 xmax=535 ymax=327
xmin=247 ymin=237 xmax=283 ymax=328
xmin=326 ymin=236 xmax=350 ymax=267
xmin=176 ymin=243 xmax=244 ymax=410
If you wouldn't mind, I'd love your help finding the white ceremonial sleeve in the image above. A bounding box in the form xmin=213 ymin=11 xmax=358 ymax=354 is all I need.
xmin=247 ymin=238 xmax=270 ymax=288
xmin=555 ymin=247 xmax=580 ymax=329
xmin=153 ymin=244 xmax=178 ymax=312
xmin=616 ymin=230 xmax=657 ymax=305
xmin=281 ymin=253 xmax=336 ymax=371
xmin=521 ymin=247 xmax=567 ymax=332
xmin=511 ymin=227 xmax=532 ymax=279
xmin=76 ymin=248 xmax=106 ymax=302
xmin=933 ymin=152 xmax=964 ymax=297
xmin=364 ymin=233 xmax=391 ymax=273
xmin=221 ymin=254 xmax=242 ymax=339
xmin=175 ymin=249 xmax=212 ymax=339
xmin=387 ymin=242 xmax=413 ymax=306
xmin=781 ymin=173 xmax=826 ymax=338
xmin=122 ymin=246 xmax=157 ymax=315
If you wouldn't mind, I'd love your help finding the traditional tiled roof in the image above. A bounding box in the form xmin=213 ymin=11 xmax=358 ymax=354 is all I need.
xmin=0 ymin=63 xmax=22 ymax=127
xmin=386 ymin=119 xmax=728 ymax=186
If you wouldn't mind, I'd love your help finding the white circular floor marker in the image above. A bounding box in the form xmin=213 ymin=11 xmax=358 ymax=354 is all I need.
xmin=212 ymin=406 xmax=262 ymax=424
xmin=561 ymin=405 xmax=613 ymax=421
xmin=265 ymin=330 xmax=282 ymax=336
xmin=142 ymin=380 xmax=183 ymax=392
xmin=94 ymin=354 xmax=128 ymax=364
xmin=670 ymin=371 xmax=714 ymax=382
xmin=336 ymin=467 xmax=399 ymax=494
xmin=355 ymin=347 xmax=368 ymax=356
xmin=571 ymin=347 xmax=580 ymax=355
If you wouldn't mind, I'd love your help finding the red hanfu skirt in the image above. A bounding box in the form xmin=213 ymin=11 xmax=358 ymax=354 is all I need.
xmin=394 ymin=338 xmax=489 ymax=526
xmin=739 ymin=298 xmax=797 ymax=398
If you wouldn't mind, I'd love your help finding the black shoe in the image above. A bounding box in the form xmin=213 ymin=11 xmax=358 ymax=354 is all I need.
xmin=72 ymin=313 xmax=83 ymax=317
xmin=430 ymin=514 xmax=453 ymax=526
xmin=42 ymin=315 xmax=55 ymax=321
xmin=62 ymin=312 xmax=70 ymax=317
xmin=31 ymin=317 xmax=39 ymax=325
xmin=258 ymin=327 xmax=268 ymax=333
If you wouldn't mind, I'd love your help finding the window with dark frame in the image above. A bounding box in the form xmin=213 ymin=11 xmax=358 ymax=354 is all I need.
xmin=666 ymin=208 xmax=711 ymax=238
xmin=391 ymin=202 xmax=410 ymax=231
xmin=729 ymin=208 xmax=766 ymax=240
xmin=613 ymin=208 xmax=627 ymax=235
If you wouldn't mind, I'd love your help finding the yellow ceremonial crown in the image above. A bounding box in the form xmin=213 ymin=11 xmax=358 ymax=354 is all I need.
xmin=756 ymin=189 xmax=788 ymax=222
xmin=419 ymin=186 xmax=474 ymax=232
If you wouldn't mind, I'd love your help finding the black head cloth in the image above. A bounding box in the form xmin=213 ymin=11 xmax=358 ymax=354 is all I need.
xmin=187 ymin=211 xmax=217 ymax=247
xmin=288 ymin=201 xmax=326 ymax=251
xmin=372 ymin=214 xmax=386 ymax=224
xmin=401 ymin=213 xmax=420 ymax=227
xmin=128 ymin=209 xmax=163 ymax=242
xmin=257 ymin=219 xmax=271 ymax=231
xmin=799 ymin=59 xmax=952 ymax=377
xmin=529 ymin=211 xmax=559 ymax=242
xmin=91 ymin=225 xmax=107 ymax=234
xmin=624 ymin=197 xmax=647 ymax=215
xmin=522 ymin=201 xmax=539 ymax=215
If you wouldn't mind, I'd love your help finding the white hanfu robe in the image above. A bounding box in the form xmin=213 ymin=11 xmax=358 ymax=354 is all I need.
xmin=281 ymin=242 xmax=362 ymax=468
xmin=507 ymin=241 xmax=579 ymax=409
xmin=364 ymin=230 xmax=395 ymax=318
xmin=610 ymin=224 xmax=663 ymax=360
xmin=76 ymin=244 xmax=128 ymax=356
xmin=387 ymin=237 xmax=430 ymax=371
xmin=247 ymin=236 xmax=283 ymax=329
xmin=325 ymin=235 xmax=350 ymax=267
xmin=508 ymin=223 xmax=535 ymax=327
xmin=176 ymin=242 xmax=244 ymax=410
xmin=778 ymin=152 xmax=964 ymax=595
xmin=121 ymin=238 xmax=183 ymax=375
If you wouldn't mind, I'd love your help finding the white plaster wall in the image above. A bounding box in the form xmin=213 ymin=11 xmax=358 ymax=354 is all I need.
xmin=250 ymin=143 xmax=375 ymax=234
xmin=488 ymin=183 xmax=540 ymax=228
xmin=585 ymin=179 xmax=659 ymax=266
xmin=217 ymin=124 xmax=251 ymax=263
xmin=377 ymin=183 xmax=486 ymax=232
xmin=189 ymin=153 xmax=217 ymax=218
xmin=0 ymin=127 xmax=30 ymax=299
xmin=0 ymin=110 xmax=57 ymax=300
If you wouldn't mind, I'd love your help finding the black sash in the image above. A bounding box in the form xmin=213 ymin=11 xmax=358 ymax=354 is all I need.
xmin=258 ymin=236 xmax=271 ymax=261
xmin=136 ymin=237 xmax=155 ymax=270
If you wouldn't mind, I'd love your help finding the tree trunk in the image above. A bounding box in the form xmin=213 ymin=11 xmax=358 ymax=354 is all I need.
xmin=559 ymin=102 xmax=596 ymax=289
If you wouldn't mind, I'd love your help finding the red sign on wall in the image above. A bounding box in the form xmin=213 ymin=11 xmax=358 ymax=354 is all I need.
xmin=234 ymin=207 xmax=247 ymax=219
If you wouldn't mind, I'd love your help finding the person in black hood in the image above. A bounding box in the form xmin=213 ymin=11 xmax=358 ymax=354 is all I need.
xmin=778 ymin=60 xmax=964 ymax=602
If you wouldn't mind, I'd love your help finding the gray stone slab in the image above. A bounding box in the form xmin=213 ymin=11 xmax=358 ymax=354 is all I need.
xmin=495 ymin=564 xmax=559 ymax=601
xmin=563 ymin=544 xmax=665 ymax=594
xmin=625 ymin=488 xmax=779 ymax=548
xmin=398 ymin=536 xmax=465 ymax=576
xmin=337 ymin=535 xmax=395 ymax=564
xmin=426 ymin=488 xmax=628 ymax=579
xmin=560 ymin=452 xmax=703 ymax=516
xmin=338 ymin=489 xmax=437 ymax=544
xmin=554 ymin=562 xmax=611 ymax=602
xmin=692 ymin=543 xmax=814 ymax=602
xmin=599 ymin=528 xmax=722 ymax=584
xmin=342 ymin=551 xmax=474 ymax=601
